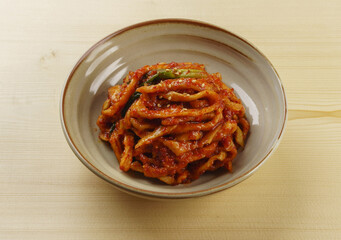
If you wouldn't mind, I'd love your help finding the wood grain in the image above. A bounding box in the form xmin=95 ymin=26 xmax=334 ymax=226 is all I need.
xmin=0 ymin=0 xmax=340 ymax=239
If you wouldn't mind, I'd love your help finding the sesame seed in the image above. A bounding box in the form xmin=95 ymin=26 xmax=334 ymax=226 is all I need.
xmin=167 ymin=104 xmax=170 ymax=107
xmin=168 ymin=84 xmax=171 ymax=88
xmin=179 ymin=80 xmax=183 ymax=83
xmin=168 ymin=96 xmax=172 ymax=100
xmin=157 ymin=104 xmax=161 ymax=107
xmin=201 ymin=83 xmax=205 ymax=87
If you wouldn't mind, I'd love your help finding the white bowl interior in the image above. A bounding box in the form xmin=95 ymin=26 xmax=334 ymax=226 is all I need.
xmin=62 ymin=21 xmax=286 ymax=197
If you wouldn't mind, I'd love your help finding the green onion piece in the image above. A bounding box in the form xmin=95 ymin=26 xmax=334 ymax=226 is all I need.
xmin=144 ymin=68 xmax=207 ymax=85
xmin=109 ymin=122 xmax=116 ymax=135
xmin=121 ymin=92 xmax=142 ymax=116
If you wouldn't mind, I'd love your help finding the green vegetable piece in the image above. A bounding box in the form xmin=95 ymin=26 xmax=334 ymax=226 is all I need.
xmin=109 ymin=122 xmax=116 ymax=135
xmin=144 ymin=68 xmax=207 ymax=85
xmin=144 ymin=72 xmax=161 ymax=85
xmin=121 ymin=92 xmax=142 ymax=116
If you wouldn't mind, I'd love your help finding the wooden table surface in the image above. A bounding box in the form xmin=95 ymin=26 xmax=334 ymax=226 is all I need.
xmin=1 ymin=0 xmax=340 ymax=239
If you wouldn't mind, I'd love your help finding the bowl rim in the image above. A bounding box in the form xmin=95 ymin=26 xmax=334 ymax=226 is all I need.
xmin=60 ymin=18 xmax=288 ymax=199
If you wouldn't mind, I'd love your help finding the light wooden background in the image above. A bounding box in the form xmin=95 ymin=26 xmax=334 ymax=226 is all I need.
xmin=1 ymin=0 xmax=340 ymax=239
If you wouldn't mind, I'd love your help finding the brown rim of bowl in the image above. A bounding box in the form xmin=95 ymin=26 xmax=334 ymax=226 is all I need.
xmin=60 ymin=18 xmax=287 ymax=199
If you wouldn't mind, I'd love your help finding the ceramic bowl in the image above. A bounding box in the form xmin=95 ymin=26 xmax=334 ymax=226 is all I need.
xmin=60 ymin=19 xmax=287 ymax=199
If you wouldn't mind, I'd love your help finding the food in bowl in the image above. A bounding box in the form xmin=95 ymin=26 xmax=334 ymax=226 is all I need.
xmin=96 ymin=62 xmax=250 ymax=185
xmin=61 ymin=19 xmax=287 ymax=198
